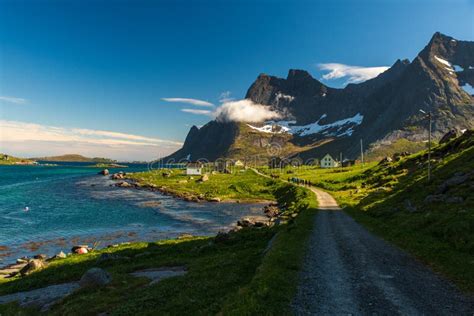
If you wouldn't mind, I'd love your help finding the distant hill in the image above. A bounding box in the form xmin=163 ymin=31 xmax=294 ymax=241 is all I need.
xmin=32 ymin=154 xmax=116 ymax=163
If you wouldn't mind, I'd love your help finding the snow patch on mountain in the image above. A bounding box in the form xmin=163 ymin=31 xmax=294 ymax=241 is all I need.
xmin=282 ymin=113 xmax=364 ymax=137
xmin=275 ymin=92 xmax=295 ymax=103
xmin=246 ymin=123 xmax=290 ymax=134
xmin=247 ymin=113 xmax=363 ymax=137
xmin=434 ymin=56 xmax=452 ymax=67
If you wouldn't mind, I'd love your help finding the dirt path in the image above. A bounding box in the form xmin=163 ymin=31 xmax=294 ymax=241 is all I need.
xmin=292 ymin=186 xmax=474 ymax=315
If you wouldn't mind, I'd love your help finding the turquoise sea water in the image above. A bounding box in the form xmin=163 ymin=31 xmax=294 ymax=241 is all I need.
xmin=0 ymin=163 xmax=262 ymax=264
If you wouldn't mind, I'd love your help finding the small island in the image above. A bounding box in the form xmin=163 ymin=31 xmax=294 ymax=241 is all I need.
xmin=89 ymin=163 xmax=128 ymax=168
xmin=31 ymin=154 xmax=116 ymax=163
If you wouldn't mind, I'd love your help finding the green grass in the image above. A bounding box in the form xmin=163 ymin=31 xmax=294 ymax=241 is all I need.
xmin=0 ymin=178 xmax=317 ymax=315
xmin=259 ymin=132 xmax=474 ymax=292
xmin=128 ymin=169 xmax=282 ymax=202
xmin=364 ymin=138 xmax=429 ymax=161
xmin=222 ymin=185 xmax=317 ymax=314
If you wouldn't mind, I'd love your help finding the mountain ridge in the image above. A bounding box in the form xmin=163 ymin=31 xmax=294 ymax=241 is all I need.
xmin=164 ymin=32 xmax=474 ymax=162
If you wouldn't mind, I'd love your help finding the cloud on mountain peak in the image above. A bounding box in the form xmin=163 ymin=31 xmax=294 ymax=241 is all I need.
xmin=318 ymin=63 xmax=389 ymax=84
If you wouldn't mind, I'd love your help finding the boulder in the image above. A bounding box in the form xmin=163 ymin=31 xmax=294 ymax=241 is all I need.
xmin=237 ymin=216 xmax=269 ymax=228
xmin=208 ymin=197 xmax=221 ymax=202
xmin=437 ymin=172 xmax=470 ymax=193
xmin=178 ymin=180 xmax=188 ymax=184
xmin=34 ymin=254 xmax=48 ymax=260
xmin=111 ymin=173 xmax=125 ymax=180
xmin=263 ymin=205 xmax=280 ymax=218
xmin=439 ymin=129 xmax=459 ymax=144
xmin=16 ymin=258 xmax=29 ymax=264
xmin=79 ymin=268 xmax=111 ymax=288
xmin=53 ymin=251 xmax=67 ymax=259
xmin=199 ymin=174 xmax=209 ymax=182
xmin=99 ymin=169 xmax=109 ymax=176
xmin=162 ymin=172 xmax=171 ymax=178
xmin=116 ymin=181 xmax=132 ymax=188
xmin=19 ymin=259 xmax=47 ymax=276
xmin=71 ymin=245 xmax=89 ymax=254
xmin=378 ymin=156 xmax=393 ymax=165
xmin=424 ymin=194 xmax=446 ymax=203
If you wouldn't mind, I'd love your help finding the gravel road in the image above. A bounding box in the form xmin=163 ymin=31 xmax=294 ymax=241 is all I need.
xmin=292 ymin=187 xmax=474 ymax=315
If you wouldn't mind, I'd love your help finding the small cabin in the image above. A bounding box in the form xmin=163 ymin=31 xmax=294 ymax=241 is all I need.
xmin=186 ymin=162 xmax=202 ymax=175
xmin=320 ymin=154 xmax=339 ymax=168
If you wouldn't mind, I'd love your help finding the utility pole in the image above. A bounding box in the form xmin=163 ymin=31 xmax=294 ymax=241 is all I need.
xmin=360 ymin=139 xmax=364 ymax=166
xmin=419 ymin=109 xmax=432 ymax=182
xmin=428 ymin=111 xmax=432 ymax=182
xmin=340 ymin=152 xmax=343 ymax=171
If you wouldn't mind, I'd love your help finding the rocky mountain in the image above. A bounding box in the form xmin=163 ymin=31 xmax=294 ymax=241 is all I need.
xmin=165 ymin=32 xmax=474 ymax=162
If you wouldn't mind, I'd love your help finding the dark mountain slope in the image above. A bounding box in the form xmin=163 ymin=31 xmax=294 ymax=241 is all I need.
xmin=164 ymin=32 xmax=474 ymax=162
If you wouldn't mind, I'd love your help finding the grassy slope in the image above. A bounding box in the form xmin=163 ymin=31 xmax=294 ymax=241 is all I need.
xmin=227 ymin=123 xmax=315 ymax=159
xmin=365 ymin=138 xmax=429 ymax=161
xmin=128 ymin=169 xmax=282 ymax=202
xmin=0 ymin=179 xmax=317 ymax=314
xmin=260 ymin=132 xmax=474 ymax=292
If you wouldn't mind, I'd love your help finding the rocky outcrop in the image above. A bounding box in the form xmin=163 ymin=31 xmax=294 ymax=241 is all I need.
xmin=19 ymin=259 xmax=47 ymax=276
xmin=79 ymin=268 xmax=111 ymax=288
xmin=99 ymin=169 xmax=109 ymax=176
xmin=439 ymin=129 xmax=460 ymax=144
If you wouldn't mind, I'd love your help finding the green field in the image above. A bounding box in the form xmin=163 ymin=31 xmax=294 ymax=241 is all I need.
xmin=128 ymin=169 xmax=282 ymax=202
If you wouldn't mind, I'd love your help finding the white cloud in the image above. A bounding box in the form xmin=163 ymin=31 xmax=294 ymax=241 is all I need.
xmin=219 ymin=91 xmax=234 ymax=103
xmin=318 ymin=63 xmax=389 ymax=84
xmin=0 ymin=96 xmax=27 ymax=104
xmin=162 ymin=98 xmax=214 ymax=107
xmin=0 ymin=120 xmax=182 ymax=161
xmin=215 ymin=99 xmax=282 ymax=123
xmin=181 ymin=108 xmax=214 ymax=116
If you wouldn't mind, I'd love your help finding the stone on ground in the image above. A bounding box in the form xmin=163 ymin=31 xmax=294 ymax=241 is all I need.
xmin=130 ymin=267 xmax=187 ymax=285
xmin=79 ymin=268 xmax=112 ymax=288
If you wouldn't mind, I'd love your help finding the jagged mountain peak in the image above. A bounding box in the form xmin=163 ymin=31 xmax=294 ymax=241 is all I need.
xmin=165 ymin=33 xmax=474 ymax=162
xmin=287 ymin=69 xmax=314 ymax=80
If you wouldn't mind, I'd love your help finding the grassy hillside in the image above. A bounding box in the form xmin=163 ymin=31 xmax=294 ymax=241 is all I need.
xmin=364 ymin=138 xmax=429 ymax=161
xmin=226 ymin=123 xmax=316 ymax=160
xmin=33 ymin=154 xmax=115 ymax=163
xmin=0 ymin=183 xmax=317 ymax=315
xmin=259 ymin=131 xmax=474 ymax=292
xmin=0 ymin=154 xmax=35 ymax=165
xmin=128 ymin=169 xmax=282 ymax=202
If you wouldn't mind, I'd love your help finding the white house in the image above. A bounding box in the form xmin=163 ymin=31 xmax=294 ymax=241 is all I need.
xmin=320 ymin=154 xmax=339 ymax=168
xmin=186 ymin=162 xmax=203 ymax=175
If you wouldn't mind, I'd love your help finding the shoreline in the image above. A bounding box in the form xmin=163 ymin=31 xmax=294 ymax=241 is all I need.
xmin=118 ymin=175 xmax=276 ymax=204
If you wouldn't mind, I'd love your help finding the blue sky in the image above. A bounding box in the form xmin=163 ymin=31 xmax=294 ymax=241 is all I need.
xmin=1 ymin=0 xmax=473 ymax=160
